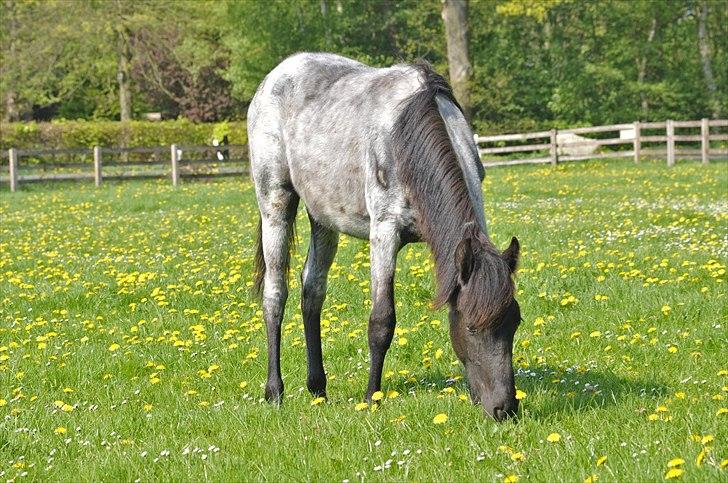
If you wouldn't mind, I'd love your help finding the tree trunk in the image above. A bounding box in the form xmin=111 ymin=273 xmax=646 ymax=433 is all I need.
xmin=698 ymin=0 xmax=719 ymax=118
xmin=320 ymin=0 xmax=332 ymax=48
xmin=636 ymin=17 xmax=657 ymax=118
xmin=4 ymin=0 xmax=20 ymax=122
xmin=117 ymin=27 xmax=133 ymax=121
xmin=441 ymin=0 xmax=472 ymax=121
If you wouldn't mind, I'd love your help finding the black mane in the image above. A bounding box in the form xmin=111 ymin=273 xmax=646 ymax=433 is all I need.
xmin=391 ymin=61 xmax=514 ymax=328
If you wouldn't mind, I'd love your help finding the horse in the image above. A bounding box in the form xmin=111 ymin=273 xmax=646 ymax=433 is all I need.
xmin=248 ymin=53 xmax=522 ymax=421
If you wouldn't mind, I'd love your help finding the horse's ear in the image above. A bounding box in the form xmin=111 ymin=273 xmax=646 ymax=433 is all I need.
xmin=455 ymin=236 xmax=475 ymax=286
xmin=455 ymin=223 xmax=479 ymax=285
xmin=502 ymin=236 xmax=520 ymax=273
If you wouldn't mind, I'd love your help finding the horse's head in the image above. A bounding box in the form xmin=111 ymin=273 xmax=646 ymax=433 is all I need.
xmin=448 ymin=224 xmax=521 ymax=421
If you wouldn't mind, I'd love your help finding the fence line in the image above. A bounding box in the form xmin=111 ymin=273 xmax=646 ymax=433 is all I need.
xmin=2 ymin=144 xmax=248 ymax=192
xmin=475 ymin=118 xmax=728 ymax=167
xmin=3 ymin=118 xmax=727 ymax=192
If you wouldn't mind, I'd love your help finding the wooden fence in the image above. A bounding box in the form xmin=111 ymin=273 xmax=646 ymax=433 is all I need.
xmin=2 ymin=118 xmax=727 ymax=192
xmin=475 ymin=118 xmax=728 ymax=167
xmin=1 ymin=143 xmax=248 ymax=192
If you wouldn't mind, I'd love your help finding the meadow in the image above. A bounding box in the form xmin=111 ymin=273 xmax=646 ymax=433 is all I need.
xmin=0 ymin=158 xmax=726 ymax=482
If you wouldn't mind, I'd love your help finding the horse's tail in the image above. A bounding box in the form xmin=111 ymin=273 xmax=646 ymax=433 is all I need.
xmin=252 ymin=217 xmax=266 ymax=298
xmin=252 ymin=215 xmax=297 ymax=298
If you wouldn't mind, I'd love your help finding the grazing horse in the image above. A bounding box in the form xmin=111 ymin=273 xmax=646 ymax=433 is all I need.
xmin=249 ymin=53 xmax=522 ymax=421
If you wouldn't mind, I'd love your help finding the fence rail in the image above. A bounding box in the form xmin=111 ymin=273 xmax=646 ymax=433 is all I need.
xmin=3 ymin=118 xmax=727 ymax=192
xmin=475 ymin=118 xmax=728 ymax=167
xmin=2 ymin=143 xmax=248 ymax=192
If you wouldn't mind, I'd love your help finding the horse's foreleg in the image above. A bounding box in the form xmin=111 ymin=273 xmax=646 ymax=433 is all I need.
xmin=260 ymin=188 xmax=299 ymax=404
xmin=365 ymin=224 xmax=400 ymax=401
xmin=301 ymin=215 xmax=339 ymax=398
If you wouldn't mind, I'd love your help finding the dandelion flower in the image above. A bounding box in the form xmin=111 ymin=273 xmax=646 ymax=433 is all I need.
xmin=664 ymin=468 xmax=683 ymax=479
xmin=371 ymin=391 xmax=384 ymax=402
xmin=54 ymin=426 xmax=67 ymax=435
xmin=667 ymin=458 xmax=684 ymax=468
xmin=433 ymin=413 xmax=448 ymax=424
xmin=546 ymin=432 xmax=561 ymax=443
xmin=503 ymin=475 xmax=519 ymax=483
xmin=310 ymin=397 xmax=325 ymax=406
xmin=108 ymin=343 xmax=120 ymax=351
xmin=515 ymin=390 xmax=527 ymax=400
xmin=596 ymin=455 xmax=607 ymax=466
xmin=354 ymin=402 xmax=368 ymax=411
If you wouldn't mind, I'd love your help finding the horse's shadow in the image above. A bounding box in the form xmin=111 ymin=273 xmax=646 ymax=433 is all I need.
xmin=382 ymin=365 xmax=667 ymax=420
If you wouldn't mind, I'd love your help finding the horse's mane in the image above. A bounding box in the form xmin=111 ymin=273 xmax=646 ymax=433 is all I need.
xmin=392 ymin=61 xmax=514 ymax=328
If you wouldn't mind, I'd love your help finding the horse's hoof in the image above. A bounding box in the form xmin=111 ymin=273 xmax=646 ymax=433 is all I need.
xmin=307 ymin=376 xmax=327 ymax=398
xmin=265 ymin=383 xmax=284 ymax=405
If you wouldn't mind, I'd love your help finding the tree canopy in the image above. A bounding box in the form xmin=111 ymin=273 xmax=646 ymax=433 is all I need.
xmin=1 ymin=0 xmax=725 ymax=133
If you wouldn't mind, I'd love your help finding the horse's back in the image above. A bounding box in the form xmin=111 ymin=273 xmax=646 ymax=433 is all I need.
xmin=249 ymin=53 xmax=423 ymax=238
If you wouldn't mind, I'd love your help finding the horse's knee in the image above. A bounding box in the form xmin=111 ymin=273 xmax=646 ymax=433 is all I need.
xmin=368 ymin=304 xmax=396 ymax=351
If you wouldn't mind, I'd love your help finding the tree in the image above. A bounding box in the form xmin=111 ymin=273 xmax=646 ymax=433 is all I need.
xmin=441 ymin=0 xmax=472 ymax=120
xmin=697 ymin=0 xmax=719 ymax=118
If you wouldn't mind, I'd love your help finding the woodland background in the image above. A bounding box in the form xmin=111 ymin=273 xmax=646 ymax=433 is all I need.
xmin=1 ymin=0 xmax=726 ymax=137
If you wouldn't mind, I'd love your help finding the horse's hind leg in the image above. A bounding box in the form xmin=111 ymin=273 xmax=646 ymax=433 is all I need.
xmin=258 ymin=186 xmax=299 ymax=404
xmin=301 ymin=214 xmax=339 ymax=397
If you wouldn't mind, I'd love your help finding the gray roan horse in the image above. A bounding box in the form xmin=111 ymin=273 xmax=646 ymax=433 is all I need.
xmin=249 ymin=53 xmax=522 ymax=421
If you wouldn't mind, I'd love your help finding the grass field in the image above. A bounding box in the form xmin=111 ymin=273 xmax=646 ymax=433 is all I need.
xmin=1 ymin=159 xmax=726 ymax=482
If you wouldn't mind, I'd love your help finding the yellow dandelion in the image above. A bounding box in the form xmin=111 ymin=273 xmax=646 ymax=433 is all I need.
xmin=584 ymin=475 xmax=598 ymax=483
xmin=546 ymin=432 xmax=561 ymax=443
xmin=504 ymin=475 xmax=519 ymax=483
xmin=433 ymin=413 xmax=448 ymax=424
xmin=387 ymin=390 xmax=400 ymax=399
xmin=108 ymin=343 xmax=120 ymax=351
xmin=515 ymin=389 xmax=527 ymax=400
xmin=54 ymin=426 xmax=67 ymax=435
xmin=510 ymin=452 xmax=525 ymax=462
xmin=664 ymin=468 xmax=683 ymax=479
xmin=667 ymin=458 xmax=684 ymax=468
xmin=371 ymin=391 xmax=384 ymax=402
xmin=0 ymin=399 xmax=7 ymax=407
xmin=696 ymin=449 xmax=706 ymax=466
xmin=596 ymin=455 xmax=607 ymax=466
xmin=310 ymin=397 xmax=325 ymax=406
xmin=354 ymin=402 xmax=368 ymax=411
xmin=700 ymin=435 xmax=714 ymax=445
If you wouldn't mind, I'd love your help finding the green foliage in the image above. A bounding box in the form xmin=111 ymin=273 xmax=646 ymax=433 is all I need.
xmin=1 ymin=0 xmax=726 ymax=132
xmin=0 ymin=120 xmax=247 ymax=150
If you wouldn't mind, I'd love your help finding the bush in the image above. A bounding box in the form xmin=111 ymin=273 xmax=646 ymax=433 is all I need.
xmin=0 ymin=120 xmax=247 ymax=150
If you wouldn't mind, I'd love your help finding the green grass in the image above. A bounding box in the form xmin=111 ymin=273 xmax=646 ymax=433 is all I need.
xmin=1 ymin=159 xmax=726 ymax=482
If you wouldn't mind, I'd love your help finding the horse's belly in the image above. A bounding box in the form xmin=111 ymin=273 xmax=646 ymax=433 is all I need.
xmin=290 ymin=160 xmax=371 ymax=239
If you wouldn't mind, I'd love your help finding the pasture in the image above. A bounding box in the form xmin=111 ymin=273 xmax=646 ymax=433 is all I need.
xmin=1 ymin=158 xmax=726 ymax=481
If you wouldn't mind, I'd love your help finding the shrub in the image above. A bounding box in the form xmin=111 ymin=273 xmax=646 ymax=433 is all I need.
xmin=0 ymin=120 xmax=247 ymax=150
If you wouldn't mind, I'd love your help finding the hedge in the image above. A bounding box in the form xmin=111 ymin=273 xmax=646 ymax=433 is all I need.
xmin=0 ymin=120 xmax=247 ymax=150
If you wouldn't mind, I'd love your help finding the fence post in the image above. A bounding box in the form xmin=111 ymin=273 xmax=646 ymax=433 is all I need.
xmin=633 ymin=121 xmax=641 ymax=163
xmin=170 ymin=144 xmax=179 ymax=187
xmin=8 ymin=148 xmax=18 ymax=192
xmin=93 ymin=146 xmax=102 ymax=186
xmin=550 ymin=129 xmax=558 ymax=165
xmin=666 ymin=119 xmax=675 ymax=167
xmin=700 ymin=118 xmax=709 ymax=165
